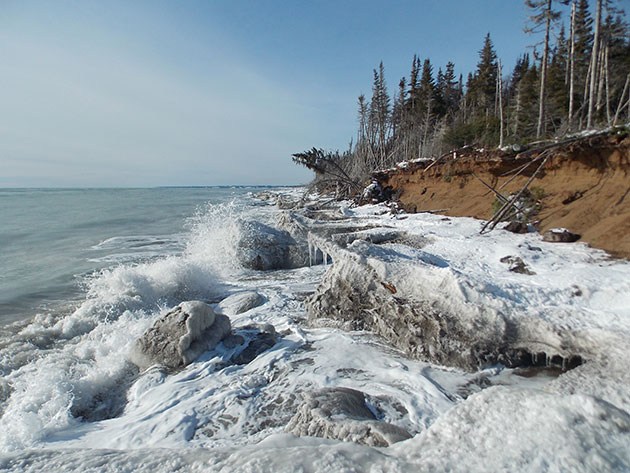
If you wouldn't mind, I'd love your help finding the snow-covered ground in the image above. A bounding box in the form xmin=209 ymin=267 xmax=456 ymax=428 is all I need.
xmin=1 ymin=192 xmax=629 ymax=472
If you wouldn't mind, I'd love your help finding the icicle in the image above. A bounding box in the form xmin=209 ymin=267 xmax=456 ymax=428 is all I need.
xmin=308 ymin=232 xmax=313 ymax=267
xmin=533 ymin=352 xmax=537 ymax=365
xmin=562 ymin=357 xmax=567 ymax=371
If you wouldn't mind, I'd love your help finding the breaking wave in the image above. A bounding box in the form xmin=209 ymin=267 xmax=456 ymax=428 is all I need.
xmin=0 ymin=200 xmax=252 ymax=451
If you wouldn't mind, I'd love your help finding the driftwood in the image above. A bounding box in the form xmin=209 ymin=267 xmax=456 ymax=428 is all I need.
xmin=498 ymin=155 xmax=545 ymax=191
xmin=418 ymin=208 xmax=450 ymax=214
xmin=480 ymin=155 xmax=550 ymax=234
xmin=422 ymin=150 xmax=458 ymax=174
xmin=472 ymin=173 xmax=527 ymax=215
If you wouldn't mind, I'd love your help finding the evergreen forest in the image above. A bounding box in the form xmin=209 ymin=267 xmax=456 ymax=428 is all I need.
xmin=293 ymin=0 xmax=630 ymax=195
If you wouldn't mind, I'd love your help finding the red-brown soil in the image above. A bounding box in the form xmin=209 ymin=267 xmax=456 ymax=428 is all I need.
xmin=374 ymin=133 xmax=630 ymax=258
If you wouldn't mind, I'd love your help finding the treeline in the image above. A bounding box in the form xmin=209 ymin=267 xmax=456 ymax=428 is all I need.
xmin=294 ymin=0 xmax=630 ymax=194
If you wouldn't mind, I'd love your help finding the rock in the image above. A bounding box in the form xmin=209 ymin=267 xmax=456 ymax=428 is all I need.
xmin=230 ymin=324 xmax=277 ymax=365
xmin=130 ymin=301 xmax=231 ymax=371
xmin=542 ymin=228 xmax=581 ymax=243
xmin=236 ymin=220 xmax=310 ymax=270
xmin=500 ymin=256 xmax=536 ymax=275
xmin=504 ymin=221 xmax=529 ymax=234
xmin=222 ymin=333 xmax=246 ymax=349
xmin=306 ymin=240 xmax=551 ymax=370
xmin=276 ymin=196 xmax=300 ymax=210
xmin=217 ymin=291 xmax=264 ymax=316
xmin=331 ymin=229 xmax=403 ymax=247
xmin=285 ymin=387 xmax=411 ymax=447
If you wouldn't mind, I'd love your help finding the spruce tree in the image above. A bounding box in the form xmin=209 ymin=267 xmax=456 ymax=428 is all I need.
xmin=469 ymin=33 xmax=498 ymax=117
xmin=442 ymin=62 xmax=459 ymax=115
xmin=525 ymin=0 xmax=563 ymax=138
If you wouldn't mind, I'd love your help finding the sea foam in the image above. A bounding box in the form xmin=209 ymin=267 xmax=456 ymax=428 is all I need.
xmin=0 ymin=200 xmax=251 ymax=451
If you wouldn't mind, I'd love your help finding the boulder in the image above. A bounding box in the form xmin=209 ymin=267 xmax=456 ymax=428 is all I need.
xmin=236 ymin=220 xmax=310 ymax=270
xmin=504 ymin=221 xmax=529 ymax=234
xmin=217 ymin=291 xmax=265 ymax=316
xmin=286 ymin=387 xmax=411 ymax=447
xmin=542 ymin=228 xmax=581 ymax=243
xmin=500 ymin=255 xmax=536 ymax=275
xmin=230 ymin=324 xmax=277 ymax=365
xmin=130 ymin=301 xmax=231 ymax=371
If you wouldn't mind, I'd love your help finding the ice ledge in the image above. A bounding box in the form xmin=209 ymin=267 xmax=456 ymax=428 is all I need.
xmin=289 ymin=212 xmax=608 ymax=372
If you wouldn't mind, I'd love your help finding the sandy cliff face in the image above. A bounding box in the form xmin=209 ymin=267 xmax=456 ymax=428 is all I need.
xmin=374 ymin=133 xmax=630 ymax=258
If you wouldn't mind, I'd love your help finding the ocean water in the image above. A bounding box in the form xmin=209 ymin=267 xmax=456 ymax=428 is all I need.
xmin=0 ymin=187 xmax=255 ymax=324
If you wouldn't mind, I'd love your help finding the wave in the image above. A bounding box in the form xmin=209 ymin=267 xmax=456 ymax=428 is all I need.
xmin=0 ymin=200 xmax=252 ymax=451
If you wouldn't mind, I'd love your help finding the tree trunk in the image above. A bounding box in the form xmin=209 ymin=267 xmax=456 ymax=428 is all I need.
xmin=613 ymin=74 xmax=630 ymax=126
xmin=568 ymin=1 xmax=576 ymax=127
xmin=587 ymin=0 xmax=602 ymax=128
xmin=596 ymin=42 xmax=606 ymax=113
xmin=536 ymin=0 xmax=552 ymax=138
xmin=498 ymin=59 xmax=504 ymax=148
xmin=604 ymin=45 xmax=611 ymax=124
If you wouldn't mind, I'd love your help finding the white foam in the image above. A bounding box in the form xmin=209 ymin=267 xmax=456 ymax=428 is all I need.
xmin=0 ymin=201 xmax=256 ymax=451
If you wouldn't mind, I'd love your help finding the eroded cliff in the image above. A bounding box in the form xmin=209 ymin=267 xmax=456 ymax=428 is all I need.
xmin=373 ymin=131 xmax=630 ymax=258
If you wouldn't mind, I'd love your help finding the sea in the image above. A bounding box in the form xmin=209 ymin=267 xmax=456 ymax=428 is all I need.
xmin=0 ymin=187 xmax=255 ymax=325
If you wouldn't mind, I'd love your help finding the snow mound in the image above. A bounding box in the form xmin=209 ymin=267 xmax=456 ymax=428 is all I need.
xmin=395 ymin=386 xmax=630 ymax=472
xmin=286 ymin=387 xmax=411 ymax=447
xmin=217 ymin=291 xmax=265 ymax=316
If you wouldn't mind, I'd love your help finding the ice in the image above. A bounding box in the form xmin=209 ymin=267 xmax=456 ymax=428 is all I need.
xmin=1 ymin=189 xmax=630 ymax=472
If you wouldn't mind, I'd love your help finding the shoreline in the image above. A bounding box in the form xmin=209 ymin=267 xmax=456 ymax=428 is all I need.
xmin=1 ymin=187 xmax=629 ymax=471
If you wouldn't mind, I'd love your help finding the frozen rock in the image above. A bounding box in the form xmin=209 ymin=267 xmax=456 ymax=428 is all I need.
xmin=306 ymin=238 xmax=577 ymax=371
xmin=236 ymin=220 xmax=310 ymax=270
xmin=230 ymin=323 xmax=277 ymax=365
xmin=130 ymin=301 xmax=231 ymax=371
xmin=286 ymin=387 xmax=411 ymax=447
xmin=542 ymin=228 xmax=581 ymax=243
xmin=217 ymin=291 xmax=264 ymax=316
xmin=503 ymin=221 xmax=529 ymax=234
xmin=331 ymin=229 xmax=403 ymax=247
xmin=499 ymin=255 xmax=536 ymax=275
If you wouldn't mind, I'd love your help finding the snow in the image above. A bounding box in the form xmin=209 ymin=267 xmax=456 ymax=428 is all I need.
xmin=1 ymin=191 xmax=630 ymax=472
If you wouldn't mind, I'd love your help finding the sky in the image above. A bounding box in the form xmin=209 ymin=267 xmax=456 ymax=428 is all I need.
xmin=0 ymin=0 xmax=595 ymax=187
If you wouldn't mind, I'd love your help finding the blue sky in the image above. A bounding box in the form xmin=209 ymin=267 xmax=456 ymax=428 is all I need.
xmin=0 ymin=0 xmax=581 ymax=187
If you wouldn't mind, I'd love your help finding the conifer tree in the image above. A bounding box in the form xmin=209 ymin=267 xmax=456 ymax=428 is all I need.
xmin=469 ymin=33 xmax=498 ymax=118
xmin=442 ymin=62 xmax=459 ymax=115
xmin=587 ymin=0 xmax=603 ymax=127
xmin=369 ymin=62 xmax=391 ymax=168
xmin=573 ymin=0 xmax=594 ymax=123
xmin=525 ymin=0 xmax=563 ymax=138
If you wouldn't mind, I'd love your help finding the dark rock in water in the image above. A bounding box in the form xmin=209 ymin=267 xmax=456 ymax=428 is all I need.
xmin=500 ymin=256 xmax=536 ymax=275
xmin=222 ymin=333 xmax=246 ymax=349
xmin=542 ymin=228 xmax=581 ymax=243
xmin=217 ymin=291 xmax=264 ymax=316
xmin=130 ymin=301 xmax=231 ymax=371
xmin=504 ymin=221 xmax=529 ymax=234
xmin=286 ymin=387 xmax=412 ymax=447
xmin=230 ymin=324 xmax=277 ymax=365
